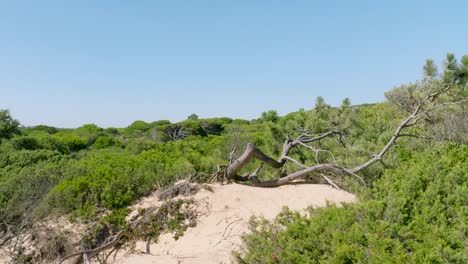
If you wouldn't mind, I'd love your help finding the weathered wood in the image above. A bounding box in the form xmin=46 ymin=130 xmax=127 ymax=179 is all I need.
xmin=217 ymin=80 xmax=466 ymax=188
xmin=59 ymin=231 xmax=138 ymax=264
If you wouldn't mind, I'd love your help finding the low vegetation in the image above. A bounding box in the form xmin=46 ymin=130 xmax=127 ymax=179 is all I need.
xmin=238 ymin=144 xmax=467 ymax=263
xmin=0 ymin=54 xmax=466 ymax=263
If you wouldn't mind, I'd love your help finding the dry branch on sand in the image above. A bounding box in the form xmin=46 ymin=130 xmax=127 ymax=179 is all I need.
xmin=59 ymin=198 xmax=198 ymax=264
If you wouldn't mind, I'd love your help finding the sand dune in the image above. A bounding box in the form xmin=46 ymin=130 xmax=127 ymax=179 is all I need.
xmin=114 ymin=183 xmax=355 ymax=264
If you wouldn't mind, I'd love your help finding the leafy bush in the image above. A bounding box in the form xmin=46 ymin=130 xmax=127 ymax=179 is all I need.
xmin=28 ymin=125 xmax=59 ymax=135
xmin=11 ymin=136 xmax=40 ymax=150
xmin=239 ymin=144 xmax=468 ymax=263
xmin=126 ymin=120 xmax=151 ymax=134
xmin=34 ymin=134 xmax=88 ymax=153
xmin=0 ymin=149 xmax=64 ymax=175
xmin=43 ymin=151 xmax=149 ymax=217
xmin=0 ymin=109 xmax=20 ymax=139
xmin=0 ymin=158 xmax=69 ymax=230
xmin=92 ymin=135 xmax=121 ymax=149
xmin=58 ymin=134 xmax=88 ymax=152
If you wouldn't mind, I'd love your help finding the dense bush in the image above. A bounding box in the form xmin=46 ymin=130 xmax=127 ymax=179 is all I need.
xmin=11 ymin=136 xmax=40 ymax=150
xmin=24 ymin=125 xmax=59 ymax=135
xmin=92 ymin=135 xmax=121 ymax=149
xmin=40 ymin=136 xmax=226 ymax=217
xmin=0 ymin=156 xmax=69 ymax=230
xmin=0 ymin=149 xmax=64 ymax=175
xmin=125 ymin=120 xmax=151 ymax=135
xmin=239 ymin=144 xmax=467 ymax=263
xmin=0 ymin=109 xmax=20 ymax=139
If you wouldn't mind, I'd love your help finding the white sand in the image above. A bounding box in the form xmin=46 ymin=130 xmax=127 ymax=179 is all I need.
xmin=114 ymin=183 xmax=356 ymax=264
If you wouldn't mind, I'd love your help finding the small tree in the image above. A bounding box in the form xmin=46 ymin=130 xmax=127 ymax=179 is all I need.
xmin=314 ymin=96 xmax=329 ymax=112
xmin=341 ymin=98 xmax=351 ymax=109
xmin=261 ymin=110 xmax=279 ymax=123
xmin=0 ymin=109 xmax=20 ymax=139
xmin=187 ymin=114 xmax=199 ymax=121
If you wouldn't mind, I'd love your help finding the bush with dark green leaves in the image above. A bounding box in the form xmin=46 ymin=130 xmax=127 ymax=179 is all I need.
xmin=0 ymin=109 xmax=20 ymax=139
xmin=92 ymin=135 xmax=121 ymax=149
xmin=11 ymin=136 xmax=40 ymax=150
xmin=238 ymin=144 xmax=467 ymax=263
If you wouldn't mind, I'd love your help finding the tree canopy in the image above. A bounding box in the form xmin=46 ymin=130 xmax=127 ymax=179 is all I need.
xmin=0 ymin=109 xmax=20 ymax=140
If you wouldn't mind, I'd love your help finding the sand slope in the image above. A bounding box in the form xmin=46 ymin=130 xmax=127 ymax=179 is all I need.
xmin=114 ymin=183 xmax=355 ymax=264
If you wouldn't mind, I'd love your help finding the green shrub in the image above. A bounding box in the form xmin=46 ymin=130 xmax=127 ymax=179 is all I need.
xmin=30 ymin=125 xmax=59 ymax=134
xmin=0 ymin=159 xmax=68 ymax=228
xmin=126 ymin=120 xmax=151 ymax=134
xmin=104 ymin=127 xmax=119 ymax=135
xmin=239 ymin=144 xmax=468 ymax=263
xmin=11 ymin=136 xmax=40 ymax=150
xmin=43 ymin=151 xmax=148 ymax=217
xmin=92 ymin=135 xmax=121 ymax=149
xmin=59 ymin=134 xmax=88 ymax=152
xmin=36 ymin=134 xmax=87 ymax=153
xmin=0 ymin=149 xmax=63 ymax=175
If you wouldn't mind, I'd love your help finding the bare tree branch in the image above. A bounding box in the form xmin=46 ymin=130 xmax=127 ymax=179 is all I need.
xmin=213 ymin=79 xmax=466 ymax=188
xmin=59 ymin=231 xmax=138 ymax=264
xmin=320 ymin=174 xmax=342 ymax=190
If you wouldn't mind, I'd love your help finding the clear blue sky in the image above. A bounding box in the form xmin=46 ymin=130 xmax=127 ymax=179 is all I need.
xmin=1 ymin=0 xmax=467 ymax=128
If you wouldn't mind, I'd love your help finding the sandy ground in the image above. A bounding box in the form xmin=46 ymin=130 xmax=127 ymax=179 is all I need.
xmin=113 ymin=183 xmax=356 ymax=264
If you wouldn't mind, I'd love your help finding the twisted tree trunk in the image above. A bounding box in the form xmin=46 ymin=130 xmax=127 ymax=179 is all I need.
xmin=215 ymin=82 xmax=466 ymax=188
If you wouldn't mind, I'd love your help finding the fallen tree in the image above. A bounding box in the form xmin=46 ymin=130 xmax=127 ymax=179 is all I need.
xmin=213 ymin=55 xmax=467 ymax=188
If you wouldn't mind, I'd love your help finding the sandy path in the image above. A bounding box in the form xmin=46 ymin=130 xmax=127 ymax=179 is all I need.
xmin=114 ymin=183 xmax=355 ymax=264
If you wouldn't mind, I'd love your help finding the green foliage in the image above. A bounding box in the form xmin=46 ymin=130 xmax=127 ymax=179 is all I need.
xmin=151 ymin=120 xmax=171 ymax=127
xmin=23 ymin=125 xmax=59 ymax=135
xmin=187 ymin=113 xmax=199 ymax=120
xmin=39 ymin=135 xmax=225 ymax=218
xmin=75 ymin=124 xmax=103 ymax=135
xmin=341 ymin=97 xmax=351 ymax=109
xmin=11 ymin=136 xmax=40 ymax=150
xmin=102 ymin=208 xmax=130 ymax=230
xmin=126 ymin=120 xmax=151 ymax=134
xmin=0 ymin=156 xmax=68 ymax=228
xmin=261 ymin=110 xmax=279 ymax=123
xmin=239 ymin=144 xmax=468 ymax=263
xmin=33 ymin=134 xmax=88 ymax=153
xmin=385 ymin=54 xmax=467 ymax=144
xmin=200 ymin=118 xmax=231 ymax=135
xmin=72 ymin=124 xmax=105 ymax=146
xmin=423 ymin=59 xmax=438 ymax=78
xmin=0 ymin=55 xmax=465 ymax=263
xmin=92 ymin=135 xmax=121 ymax=149
xmin=0 ymin=109 xmax=21 ymax=139
xmin=314 ymin=96 xmax=330 ymax=113
xmin=0 ymin=149 xmax=63 ymax=175
xmin=43 ymin=151 xmax=148 ymax=217
xmin=58 ymin=134 xmax=88 ymax=152
xmin=104 ymin=127 xmax=119 ymax=135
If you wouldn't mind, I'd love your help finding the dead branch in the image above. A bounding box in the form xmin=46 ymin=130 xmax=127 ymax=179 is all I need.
xmin=59 ymin=231 xmax=138 ymax=264
xmin=320 ymin=174 xmax=341 ymax=190
xmin=214 ymin=80 xmax=466 ymax=188
xmin=225 ymin=130 xmax=341 ymax=179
